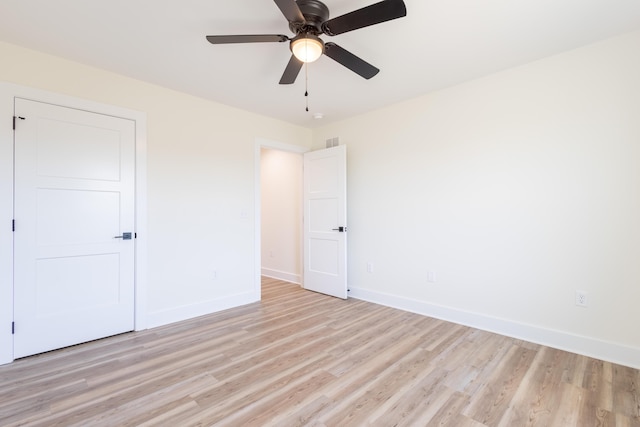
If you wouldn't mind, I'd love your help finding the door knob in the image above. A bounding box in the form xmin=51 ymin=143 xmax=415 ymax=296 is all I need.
xmin=332 ymin=226 xmax=346 ymax=232
xmin=113 ymin=232 xmax=133 ymax=240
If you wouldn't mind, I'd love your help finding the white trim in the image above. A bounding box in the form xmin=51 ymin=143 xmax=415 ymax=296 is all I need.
xmin=255 ymin=138 xmax=309 ymax=154
xmin=261 ymin=268 xmax=302 ymax=285
xmin=0 ymin=82 xmax=148 ymax=365
xmin=0 ymin=84 xmax=15 ymax=365
xmin=349 ymin=286 xmax=640 ymax=370
xmin=133 ymin=114 xmax=148 ymax=331
xmin=145 ymin=292 xmax=256 ymax=329
xmin=254 ymin=138 xmax=310 ymax=299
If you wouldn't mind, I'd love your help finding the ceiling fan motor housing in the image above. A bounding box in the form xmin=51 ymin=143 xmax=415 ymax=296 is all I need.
xmin=289 ymin=0 xmax=330 ymax=35
xmin=206 ymin=0 xmax=407 ymax=84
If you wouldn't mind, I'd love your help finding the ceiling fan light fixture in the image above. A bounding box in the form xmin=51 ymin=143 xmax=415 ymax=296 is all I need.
xmin=290 ymin=34 xmax=324 ymax=63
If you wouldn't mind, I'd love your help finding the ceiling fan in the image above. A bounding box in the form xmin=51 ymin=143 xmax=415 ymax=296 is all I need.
xmin=206 ymin=0 xmax=407 ymax=84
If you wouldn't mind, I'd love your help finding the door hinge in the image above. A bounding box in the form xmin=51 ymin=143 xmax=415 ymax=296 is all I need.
xmin=12 ymin=322 xmax=15 ymax=334
xmin=12 ymin=219 xmax=15 ymax=232
xmin=12 ymin=116 xmax=25 ymax=130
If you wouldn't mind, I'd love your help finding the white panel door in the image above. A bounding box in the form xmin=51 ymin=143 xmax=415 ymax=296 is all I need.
xmin=303 ymin=145 xmax=347 ymax=299
xmin=13 ymin=98 xmax=136 ymax=358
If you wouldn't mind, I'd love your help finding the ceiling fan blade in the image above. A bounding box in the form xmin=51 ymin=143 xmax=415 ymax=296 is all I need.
xmin=322 ymin=0 xmax=407 ymax=36
xmin=273 ymin=0 xmax=305 ymax=23
xmin=279 ymin=55 xmax=304 ymax=84
xmin=324 ymin=43 xmax=379 ymax=79
xmin=206 ymin=34 xmax=289 ymax=44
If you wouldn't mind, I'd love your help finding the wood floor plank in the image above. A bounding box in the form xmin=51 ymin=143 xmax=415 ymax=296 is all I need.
xmin=0 ymin=277 xmax=638 ymax=426
xmin=216 ymin=370 xmax=337 ymax=427
xmin=613 ymin=365 xmax=640 ymax=419
xmin=427 ymin=391 xmax=473 ymax=427
xmin=549 ymin=382 xmax=584 ymax=426
xmin=464 ymin=344 xmax=538 ymax=425
xmin=496 ymin=347 xmax=571 ymax=427
xmin=321 ymin=347 xmax=436 ymax=426
xmin=367 ymin=367 xmax=453 ymax=426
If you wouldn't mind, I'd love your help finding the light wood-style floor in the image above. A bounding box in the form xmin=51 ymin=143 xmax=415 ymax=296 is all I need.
xmin=1 ymin=277 xmax=639 ymax=426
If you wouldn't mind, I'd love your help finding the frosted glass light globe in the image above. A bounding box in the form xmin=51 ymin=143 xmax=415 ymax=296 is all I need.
xmin=291 ymin=35 xmax=324 ymax=63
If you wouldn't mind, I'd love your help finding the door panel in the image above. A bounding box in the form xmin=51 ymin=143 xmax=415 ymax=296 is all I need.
xmin=14 ymin=98 xmax=135 ymax=358
xmin=308 ymin=198 xmax=338 ymax=232
xmin=36 ymin=189 xmax=120 ymax=246
xmin=303 ymin=145 xmax=347 ymax=299
xmin=309 ymin=239 xmax=340 ymax=275
xmin=35 ymin=254 xmax=121 ymax=315
xmin=35 ymin=117 xmax=122 ymax=181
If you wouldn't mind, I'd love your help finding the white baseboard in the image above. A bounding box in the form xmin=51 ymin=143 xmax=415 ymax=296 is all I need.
xmin=146 ymin=291 xmax=258 ymax=329
xmin=261 ymin=268 xmax=301 ymax=285
xmin=349 ymin=286 xmax=640 ymax=370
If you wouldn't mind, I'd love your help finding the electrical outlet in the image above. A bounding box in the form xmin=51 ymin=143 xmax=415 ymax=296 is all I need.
xmin=366 ymin=262 xmax=374 ymax=273
xmin=575 ymin=290 xmax=588 ymax=307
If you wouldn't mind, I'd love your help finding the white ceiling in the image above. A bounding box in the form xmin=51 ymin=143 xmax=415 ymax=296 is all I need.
xmin=1 ymin=0 xmax=640 ymax=128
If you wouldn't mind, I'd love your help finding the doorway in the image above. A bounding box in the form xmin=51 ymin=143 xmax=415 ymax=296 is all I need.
xmin=0 ymin=82 xmax=148 ymax=365
xmin=259 ymin=147 xmax=304 ymax=290
xmin=254 ymin=139 xmax=308 ymax=298
xmin=254 ymin=139 xmax=349 ymax=300
xmin=13 ymin=98 xmax=136 ymax=358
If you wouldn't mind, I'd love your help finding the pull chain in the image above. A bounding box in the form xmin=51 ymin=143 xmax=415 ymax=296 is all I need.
xmin=305 ymin=61 xmax=309 ymax=112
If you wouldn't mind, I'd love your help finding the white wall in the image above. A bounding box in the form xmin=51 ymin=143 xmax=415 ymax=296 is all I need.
xmin=3 ymin=29 xmax=640 ymax=368
xmin=260 ymin=148 xmax=303 ymax=283
xmin=313 ymin=30 xmax=640 ymax=368
xmin=0 ymin=41 xmax=312 ymax=340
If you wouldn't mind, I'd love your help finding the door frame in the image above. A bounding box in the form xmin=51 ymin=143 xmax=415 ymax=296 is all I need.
xmin=254 ymin=138 xmax=309 ymax=300
xmin=0 ymin=82 xmax=148 ymax=365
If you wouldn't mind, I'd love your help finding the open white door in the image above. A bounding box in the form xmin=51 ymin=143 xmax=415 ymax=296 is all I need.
xmin=303 ymin=145 xmax=347 ymax=299
xmin=13 ymin=98 xmax=136 ymax=358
